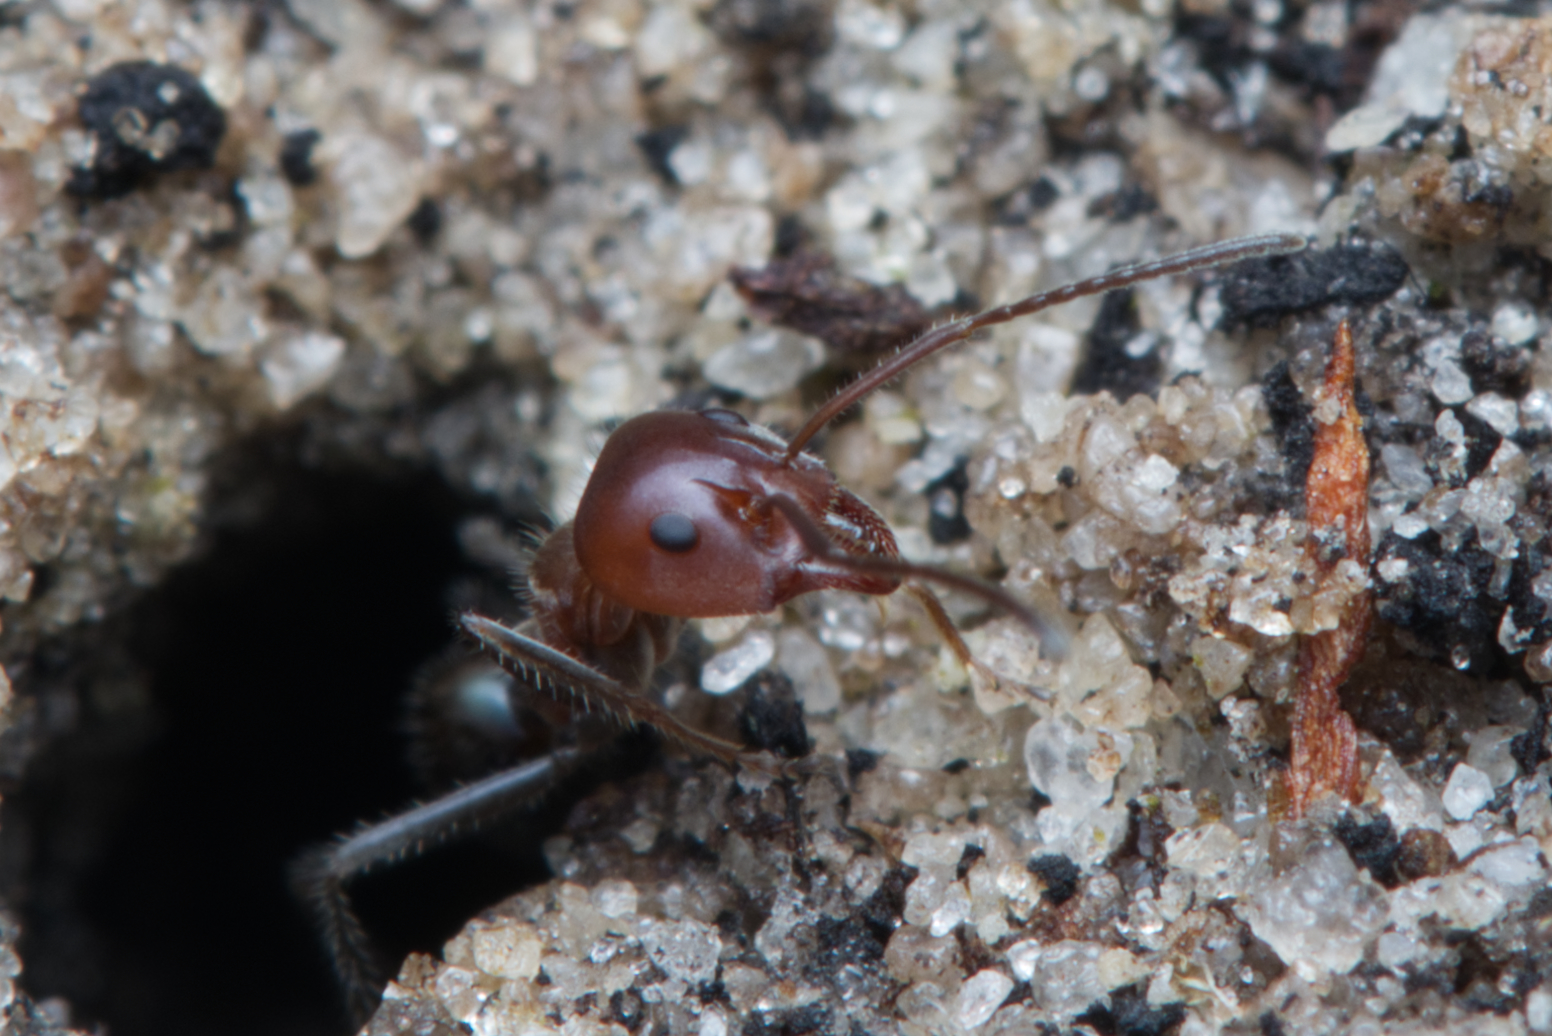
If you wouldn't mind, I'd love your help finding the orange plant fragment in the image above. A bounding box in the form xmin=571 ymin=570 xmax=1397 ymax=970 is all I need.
xmin=1288 ymin=319 xmax=1372 ymax=818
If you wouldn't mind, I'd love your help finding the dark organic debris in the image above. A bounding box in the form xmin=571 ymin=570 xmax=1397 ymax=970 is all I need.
xmin=1426 ymin=405 xmax=1501 ymax=486
xmin=740 ymin=1004 xmax=832 ymax=1036
xmin=813 ymin=914 xmax=887 ymax=971
xmin=1086 ymin=183 xmax=1159 ymax=223
xmin=955 ymin=843 xmax=986 ymax=881
xmin=1460 ymin=327 xmax=1533 ymax=398
xmin=707 ymin=0 xmax=833 ymax=54
xmin=1334 ymin=811 xmax=1401 ymax=887
xmin=738 ymin=671 xmax=812 ymax=759
xmin=925 ymin=459 xmax=972 ymax=545
xmin=730 ymin=252 xmax=934 ymax=353
xmin=1070 ymin=289 xmax=1161 ymax=401
xmin=635 ymin=125 xmax=691 ymax=185
xmin=845 ymin=748 xmax=881 ymax=778
xmin=1395 ymin=828 xmax=1457 ymax=883
xmin=1261 ymin=361 xmax=1316 ymax=495
xmin=608 ymin=989 xmax=647 ymax=1032
xmin=407 ymin=198 xmax=442 ymax=244
xmin=1374 ymin=528 xmax=1505 ymax=674
xmin=858 ymin=865 xmax=916 ymax=935
xmin=68 ymin=61 xmax=228 ymax=199
xmin=280 ymin=128 xmax=321 ymax=187
xmin=1218 ymin=244 xmax=1409 ymax=326
xmin=996 ymin=175 xmax=1060 ymax=224
xmin=1076 ymin=982 xmax=1187 ymax=1036
xmin=1026 ymin=853 xmax=1081 ymax=906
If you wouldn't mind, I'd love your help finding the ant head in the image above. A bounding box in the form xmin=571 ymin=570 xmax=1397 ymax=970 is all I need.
xmin=572 ymin=409 xmax=837 ymax=617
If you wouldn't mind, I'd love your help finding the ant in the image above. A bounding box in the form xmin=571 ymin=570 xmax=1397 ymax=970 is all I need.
xmin=292 ymin=230 xmax=1306 ymax=1022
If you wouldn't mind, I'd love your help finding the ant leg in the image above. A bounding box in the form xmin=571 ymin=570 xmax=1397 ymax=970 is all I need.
xmin=290 ymin=751 xmax=576 ymax=1024
xmin=460 ymin=613 xmax=778 ymax=773
xmin=904 ymin=582 xmax=1053 ymax=702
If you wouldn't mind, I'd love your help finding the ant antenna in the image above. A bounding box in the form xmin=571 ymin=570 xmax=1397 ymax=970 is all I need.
xmin=783 ymin=232 xmax=1308 ymax=460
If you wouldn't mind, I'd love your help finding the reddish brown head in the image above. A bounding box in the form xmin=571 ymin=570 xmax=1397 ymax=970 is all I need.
xmin=572 ymin=409 xmax=899 ymax=618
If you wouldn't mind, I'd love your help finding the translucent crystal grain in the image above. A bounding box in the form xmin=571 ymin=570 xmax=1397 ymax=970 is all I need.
xmin=635 ymin=5 xmax=711 ymax=77
xmin=702 ymin=330 xmax=824 ymax=399
xmin=699 ymin=1007 xmax=729 ymax=1036
xmin=835 ymin=0 xmax=906 ymax=49
xmin=954 ymin=970 xmax=1014 ymax=1030
xmin=1238 ymin=841 xmax=1387 ymax=979
xmin=896 ymin=981 xmax=954 ymax=1033
xmin=592 ymin=880 xmax=639 ymax=920
xmin=261 ymin=331 xmax=345 ymax=409
xmin=892 ymin=20 xmax=959 ymax=89
xmin=1490 ymin=302 xmax=1538 ymax=345
xmin=469 ymin=921 xmax=543 ymax=980
xmin=1522 ymin=390 xmax=1552 ymax=432
xmin=640 ymin=918 xmax=721 ymax=990
xmin=1007 ymin=940 xmax=1107 ymax=1019
xmin=181 ymin=268 xmax=266 ymax=357
xmin=1442 ymin=763 xmax=1495 ymax=820
xmin=902 ymin=830 xmax=969 ymax=870
xmin=776 ymin=627 xmax=841 ymax=714
xmin=1436 ymin=869 xmax=1512 ymax=930
xmin=884 ymin=925 xmax=958 ymax=984
xmin=485 ymin=16 xmax=539 ymax=85
xmin=1165 ymin=822 xmax=1243 ymax=892
xmin=1326 ymin=104 xmax=1411 ymax=152
xmin=1468 ymin=392 xmax=1521 ymax=437
xmin=1380 ymin=443 xmax=1433 ymax=498
xmin=1467 ymin=837 xmax=1547 ymax=891
xmin=1192 ymin=637 xmax=1253 ymax=700
xmin=1466 ymin=726 xmax=1522 ymax=788
xmin=1023 ymin=715 xmax=1118 ymax=815
xmin=1529 ymin=986 xmax=1552 ymax=1032
xmin=928 ymin=880 xmax=971 ymax=937
xmin=620 ymin=817 xmax=660 ymax=853
xmin=1056 ymin=613 xmax=1153 ymax=730
xmin=700 ymin=629 xmax=775 ymax=694
xmin=1515 ymin=775 xmax=1552 ymax=838
xmin=288 ymin=0 xmax=387 ymax=48
xmin=1371 ymin=753 xmax=1446 ymax=832
xmin=328 ymin=134 xmax=424 ymax=259
xmin=1431 ymin=360 xmax=1474 ymax=405
xmin=1446 ymin=821 xmax=1484 ymax=861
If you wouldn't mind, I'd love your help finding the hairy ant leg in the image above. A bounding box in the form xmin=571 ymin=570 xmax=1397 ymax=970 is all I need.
xmin=290 ymin=750 xmax=579 ymax=1024
xmin=460 ymin=613 xmax=772 ymax=770
xmin=901 ymin=583 xmax=1053 ymax=703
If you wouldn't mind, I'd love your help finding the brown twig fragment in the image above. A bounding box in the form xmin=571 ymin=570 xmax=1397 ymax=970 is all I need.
xmin=1288 ymin=319 xmax=1372 ymax=818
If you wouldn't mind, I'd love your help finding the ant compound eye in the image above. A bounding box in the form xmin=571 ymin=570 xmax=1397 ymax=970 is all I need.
xmin=649 ymin=512 xmax=699 ymax=553
xmin=702 ymin=408 xmax=748 ymax=427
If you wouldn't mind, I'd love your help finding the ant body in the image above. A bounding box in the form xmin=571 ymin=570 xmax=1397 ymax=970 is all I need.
xmin=293 ymin=231 xmax=1305 ymax=1022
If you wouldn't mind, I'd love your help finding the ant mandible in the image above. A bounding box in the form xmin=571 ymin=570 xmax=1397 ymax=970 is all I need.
xmin=294 ymin=230 xmax=1306 ymax=1022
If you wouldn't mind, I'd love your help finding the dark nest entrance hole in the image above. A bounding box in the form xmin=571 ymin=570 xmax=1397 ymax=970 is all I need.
xmin=4 ymin=440 xmax=581 ymax=1036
